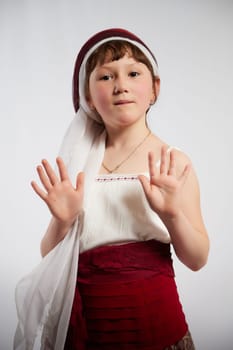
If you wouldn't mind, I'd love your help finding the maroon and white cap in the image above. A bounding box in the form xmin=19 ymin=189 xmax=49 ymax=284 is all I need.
xmin=72 ymin=28 xmax=159 ymax=112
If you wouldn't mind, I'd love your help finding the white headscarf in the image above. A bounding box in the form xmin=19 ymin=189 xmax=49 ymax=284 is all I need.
xmin=14 ymin=33 xmax=158 ymax=350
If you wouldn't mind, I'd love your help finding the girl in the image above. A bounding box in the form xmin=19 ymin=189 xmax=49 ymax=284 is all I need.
xmin=14 ymin=28 xmax=209 ymax=350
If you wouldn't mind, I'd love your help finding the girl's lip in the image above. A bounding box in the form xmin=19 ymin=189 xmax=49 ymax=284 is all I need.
xmin=114 ymin=100 xmax=133 ymax=105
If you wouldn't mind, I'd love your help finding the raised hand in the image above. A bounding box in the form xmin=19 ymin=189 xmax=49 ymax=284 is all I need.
xmin=31 ymin=157 xmax=84 ymax=226
xmin=138 ymin=146 xmax=191 ymax=220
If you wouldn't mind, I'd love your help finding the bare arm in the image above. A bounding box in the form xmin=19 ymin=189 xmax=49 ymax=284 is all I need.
xmin=31 ymin=157 xmax=84 ymax=257
xmin=138 ymin=146 xmax=209 ymax=271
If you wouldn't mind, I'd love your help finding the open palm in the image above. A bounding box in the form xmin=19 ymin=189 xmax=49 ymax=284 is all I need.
xmin=138 ymin=147 xmax=191 ymax=219
xmin=31 ymin=157 xmax=84 ymax=225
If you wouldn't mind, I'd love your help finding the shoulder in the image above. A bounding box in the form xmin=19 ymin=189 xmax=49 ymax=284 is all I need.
xmin=168 ymin=146 xmax=192 ymax=168
xmin=164 ymin=145 xmax=201 ymax=189
xmin=169 ymin=146 xmax=201 ymax=198
xmin=149 ymin=135 xmax=196 ymax=178
xmin=149 ymin=135 xmax=190 ymax=164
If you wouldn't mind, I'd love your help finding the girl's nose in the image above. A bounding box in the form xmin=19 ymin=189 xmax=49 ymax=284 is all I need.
xmin=113 ymin=76 xmax=128 ymax=94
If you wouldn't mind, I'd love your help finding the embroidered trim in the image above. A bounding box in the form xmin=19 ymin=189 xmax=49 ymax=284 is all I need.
xmin=96 ymin=175 xmax=139 ymax=182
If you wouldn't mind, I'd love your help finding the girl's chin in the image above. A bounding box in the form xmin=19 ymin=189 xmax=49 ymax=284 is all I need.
xmin=105 ymin=114 xmax=145 ymax=126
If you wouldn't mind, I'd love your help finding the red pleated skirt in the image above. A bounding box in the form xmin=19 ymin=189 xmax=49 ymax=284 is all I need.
xmin=65 ymin=240 xmax=188 ymax=350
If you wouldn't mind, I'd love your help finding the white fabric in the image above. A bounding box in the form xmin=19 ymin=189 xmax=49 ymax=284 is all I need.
xmin=14 ymin=110 xmax=106 ymax=350
xmin=14 ymin=35 xmax=159 ymax=350
xmin=14 ymin=219 xmax=80 ymax=350
xmin=80 ymin=174 xmax=171 ymax=253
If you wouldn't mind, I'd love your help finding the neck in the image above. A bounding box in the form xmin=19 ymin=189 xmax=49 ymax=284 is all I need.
xmin=105 ymin=122 xmax=150 ymax=150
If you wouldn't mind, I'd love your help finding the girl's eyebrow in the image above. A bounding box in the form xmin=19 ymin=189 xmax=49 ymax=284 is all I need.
xmin=96 ymin=61 xmax=142 ymax=70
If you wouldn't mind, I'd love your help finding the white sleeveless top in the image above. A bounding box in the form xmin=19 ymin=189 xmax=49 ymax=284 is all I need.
xmin=79 ymin=173 xmax=171 ymax=253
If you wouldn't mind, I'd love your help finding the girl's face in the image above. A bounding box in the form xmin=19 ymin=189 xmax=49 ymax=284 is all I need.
xmin=88 ymin=54 xmax=159 ymax=130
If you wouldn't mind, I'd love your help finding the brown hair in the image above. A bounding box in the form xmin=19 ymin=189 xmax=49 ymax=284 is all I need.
xmin=84 ymin=40 xmax=159 ymax=102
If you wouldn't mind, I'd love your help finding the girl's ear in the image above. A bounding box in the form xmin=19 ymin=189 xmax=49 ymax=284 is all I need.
xmin=154 ymin=77 xmax=160 ymax=98
xmin=151 ymin=77 xmax=160 ymax=104
xmin=86 ymin=97 xmax=95 ymax=111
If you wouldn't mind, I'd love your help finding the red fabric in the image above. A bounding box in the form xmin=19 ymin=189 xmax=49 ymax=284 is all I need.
xmin=65 ymin=240 xmax=188 ymax=350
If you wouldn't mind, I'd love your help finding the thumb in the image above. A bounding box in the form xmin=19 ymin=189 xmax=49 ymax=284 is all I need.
xmin=138 ymin=174 xmax=151 ymax=197
xmin=76 ymin=172 xmax=85 ymax=191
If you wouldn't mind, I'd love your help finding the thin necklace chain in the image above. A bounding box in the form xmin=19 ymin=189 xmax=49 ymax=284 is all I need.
xmin=102 ymin=129 xmax=151 ymax=174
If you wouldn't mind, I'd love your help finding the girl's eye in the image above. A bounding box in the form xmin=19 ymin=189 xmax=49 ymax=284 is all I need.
xmin=129 ymin=71 xmax=140 ymax=77
xmin=100 ymin=74 xmax=112 ymax=81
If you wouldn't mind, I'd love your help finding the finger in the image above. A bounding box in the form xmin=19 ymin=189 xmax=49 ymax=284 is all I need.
xmin=31 ymin=180 xmax=47 ymax=201
xmin=179 ymin=163 xmax=191 ymax=184
xmin=167 ymin=150 xmax=176 ymax=176
xmin=56 ymin=157 xmax=69 ymax=181
xmin=148 ymin=152 xmax=157 ymax=178
xmin=41 ymin=159 xmax=59 ymax=185
xmin=160 ymin=146 xmax=168 ymax=174
xmin=76 ymin=172 xmax=85 ymax=191
xmin=36 ymin=165 xmax=53 ymax=191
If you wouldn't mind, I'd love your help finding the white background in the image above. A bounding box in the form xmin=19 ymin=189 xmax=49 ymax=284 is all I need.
xmin=1 ymin=1 xmax=233 ymax=349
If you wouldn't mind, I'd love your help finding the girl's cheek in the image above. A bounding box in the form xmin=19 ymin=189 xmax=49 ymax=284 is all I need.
xmin=96 ymin=88 xmax=109 ymax=103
